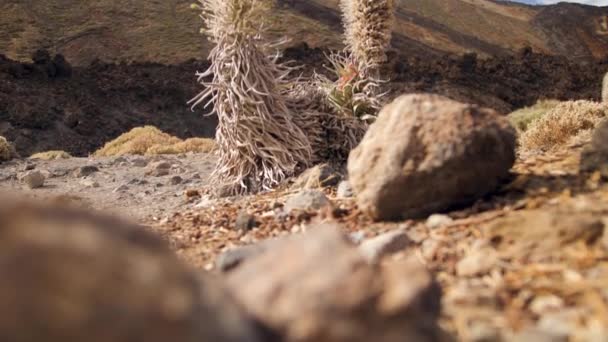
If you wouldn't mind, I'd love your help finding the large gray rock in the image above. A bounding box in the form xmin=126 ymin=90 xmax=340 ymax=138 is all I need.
xmin=0 ymin=197 xmax=264 ymax=342
xmin=226 ymin=224 xmax=441 ymax=342
xmin=348 ymin=94 xmax=516 ymax=221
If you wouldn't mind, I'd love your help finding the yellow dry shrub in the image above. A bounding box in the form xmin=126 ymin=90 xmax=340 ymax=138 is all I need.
xmin=520 ymin=100 xmax=608 ymax=151
xmin=146 ymin=138 xmax=216 ymax=155
xmin=94 ymin=126 xmax=215 ymax=157
xmin=0 ymin=136 xmax=12 ymax=161
xmin=30 ymin=150 xmax=72 ymax=160
xmin=507 ymin=99 xmax=561 ymax=132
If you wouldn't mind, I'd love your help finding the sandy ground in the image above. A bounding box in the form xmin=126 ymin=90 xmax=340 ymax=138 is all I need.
xmin=0 ymin=153 xmax=216 ymax=224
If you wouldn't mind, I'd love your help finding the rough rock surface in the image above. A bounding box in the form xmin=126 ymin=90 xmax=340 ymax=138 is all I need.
xmin=22 ymin=170 xmax=45 ymax=189
xmin=0 ymin=197 xmax=264 ymax=342
xmin=226 ymin=224 xmax=441 ymax=342
xmin=580 ymin=118 xmax=608 ymax=176
xmin=284 ymin=189 xmax=331 ymax=213
xmin=348 ymin=94 xmax=516 ymax=220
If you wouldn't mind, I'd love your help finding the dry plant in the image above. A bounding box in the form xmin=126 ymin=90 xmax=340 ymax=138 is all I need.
xmin=520 ymin=100 xmax=608 ymax=151
xmin=603 ymin=71 xmax=608 ymax=103
xmin=0 ymin=136 xmax=14 ymax=162
xmin=507 ymin=99 xmax=561 ymax=133
xmin=30 ymin=150 xmax=72 ymax=160
xmin=94 ymin=126 xmax=215 ymax=157
xmin=189 ymin=0 xmax=313 ymax=195
xmin=301 ymin=0 xmax=395 ymax=160
xmin=340 ymin=0 xmax=395 ymax=77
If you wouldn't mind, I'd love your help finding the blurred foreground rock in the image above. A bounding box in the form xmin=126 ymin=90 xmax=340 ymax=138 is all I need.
xmin=348 ymin=94 xmax=516 ymax=220
xmin=0 ymin=197 xmax=264 ymax=342
xmin=226 ymin=224 xmax=442 ymax=342
xmin=580 ymin=118 xmax=608 ymax=177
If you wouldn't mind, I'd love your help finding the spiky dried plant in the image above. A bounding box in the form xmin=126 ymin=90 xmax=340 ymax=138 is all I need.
xmin=189 ymin=0 xmax=313 ymax=195
xmin=311 ymin=0 xmax=394 ymax=127
xmin=340 ymin=0 xmax=395 ymax=77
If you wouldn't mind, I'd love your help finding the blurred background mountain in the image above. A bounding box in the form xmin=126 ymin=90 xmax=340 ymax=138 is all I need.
xmin=1 ymin=0 xmax=607 ymax=66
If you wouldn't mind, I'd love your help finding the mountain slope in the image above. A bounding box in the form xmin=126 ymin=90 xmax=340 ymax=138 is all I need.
xmin=1 ymin=0 xmax=607 ymax=65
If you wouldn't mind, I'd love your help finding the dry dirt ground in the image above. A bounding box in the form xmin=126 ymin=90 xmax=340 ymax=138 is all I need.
xmin=2 ymin=132 xmax=608 ymax=339
xmin=0 ymin=153 xmax=216 ymax=223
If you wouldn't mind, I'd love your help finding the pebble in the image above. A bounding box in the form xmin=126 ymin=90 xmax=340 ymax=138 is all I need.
xmin=22 ymin=171 xmax=45 ymax=189
xmin=169 ymin=176 xmax=183 ymax=185
xmin=131 ymin=158 xmax=148 ymax=167
xmin=337 ymin=180 xmax=354 ymax=198
xmin=74 ymin=165 xmax=99 ymax=178
xmin=456 ymin=247 xmax=498 ymax=277
xmin=359 ymin=229 xmax=411 ymax=263
xmin=81 ymin=179 xmax=100 ymax=188
xmin=426 ymin=214 xmax=453 ymax=229
xmin=234 ymin=210 xmax=256 ymax=231
xmin=529 ymin=295 xmax=564 ymax=315
xmin=284 ymin=190 xmax=330 ymax=212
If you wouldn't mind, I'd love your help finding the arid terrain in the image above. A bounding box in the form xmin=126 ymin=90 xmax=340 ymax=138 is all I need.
xmin=2 ymin=0 xmax=608 ymax=341
xmin=2 ymin=0 xmax=608 ymax=65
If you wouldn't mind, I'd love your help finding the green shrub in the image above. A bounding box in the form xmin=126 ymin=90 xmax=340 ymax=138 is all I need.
xmin=507 ymin=99 xmax=561 ymax=132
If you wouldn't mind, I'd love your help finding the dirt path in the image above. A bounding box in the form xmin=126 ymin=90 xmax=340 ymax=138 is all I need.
xmin=0 ymin=153 xmax=216 ymax=224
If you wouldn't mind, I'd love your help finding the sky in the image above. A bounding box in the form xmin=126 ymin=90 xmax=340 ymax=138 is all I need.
xmin=511 ymin=0 xmax=608 ymax=5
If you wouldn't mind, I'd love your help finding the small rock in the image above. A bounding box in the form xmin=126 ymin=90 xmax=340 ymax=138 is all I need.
xmin=290 ymin=164 xmax=341 ymax=190
xmin=112 ymin=156 xmax=127 ymax=165
xmin=216 ymin=243 xmax=271 ymax=272
xmin=284 ymin=189 xmax=330 ymax=212
xmin=113 ymin=185 xmax=129 ymax=193
xmin=74 ymin=165 xmax=99 ymax=178
xmin=359 ymin=229 xmax=411 ymax=263
xmin=23 ymin=163 xmax=36 ymax=171
xmin=234 ymin=211 xmax=256 ymax=231
xmin=421 ymin=239 xmax=441 ymax=261
xmin=529 ymin=295 xmax=564 ymax=315
xmin=146 ymin=161 xmax=172 ymax=177
xmin=131 ymin=158 xmax=148 ymax=167
xmin=348 ymin=94 xmax=516 ymax=221
xmin=185 ymin=189 xmax=201 ymax=199
xmin=426 ymin=214 xmax=453 ymax=229
xmin=456 ymin=247 xmax=498 ymax=277
xmin=337 ymin=180 xmax=354 ymax=198
xmin=348 ymin=231 xmax=366 ymax=244
xmin=169 ymin=176 xmax=183 ymax=185
xmin=81 ymin=179 xmax=100 ymax=188
xmin=22 ymin=171 xmax=45 ymax=189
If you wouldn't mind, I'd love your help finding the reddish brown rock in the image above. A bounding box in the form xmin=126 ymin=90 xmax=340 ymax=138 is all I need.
xmin=348 ymin=94 xmax=516 ymax=221
xmin=226 ymin=224 xmax=441 ymax=342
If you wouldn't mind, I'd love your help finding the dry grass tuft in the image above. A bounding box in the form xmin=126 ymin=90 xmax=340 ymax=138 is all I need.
xmin=94 ymin=126 xmax=215 ymax=157
xmin=520 ymin=100 xmax=608 ymax=151
xmin=508 ymin=99 xmax=561 ymax=132
xmin=146 ymin=138 xmax=216 ymax=155
xmin=30 ymin=150 xmax=72 ymax=160
xmin=0 ymin=137 xmax=14 ymax=162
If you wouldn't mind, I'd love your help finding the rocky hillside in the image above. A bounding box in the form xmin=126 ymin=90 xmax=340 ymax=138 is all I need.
xmin=2 ymin=0 xmax=607 ymax=66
